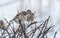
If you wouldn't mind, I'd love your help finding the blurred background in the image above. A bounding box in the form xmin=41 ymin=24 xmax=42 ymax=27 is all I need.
xmin=0 ymin=0 xmax=60 ymax=38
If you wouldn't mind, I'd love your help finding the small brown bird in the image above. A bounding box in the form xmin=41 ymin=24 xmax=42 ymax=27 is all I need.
xmin=10 ymin=10 xmax=34 ymax=24
xmin=0 ymin=20 xmax=4 ymax=28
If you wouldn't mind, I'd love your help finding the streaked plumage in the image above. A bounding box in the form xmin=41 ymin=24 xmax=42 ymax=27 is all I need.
xmin=10 ymin=10 xmax=34 ymax=24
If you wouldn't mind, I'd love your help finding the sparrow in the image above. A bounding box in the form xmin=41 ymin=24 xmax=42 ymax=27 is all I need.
xmin=10 ymin=10 xmax=34 ymax=24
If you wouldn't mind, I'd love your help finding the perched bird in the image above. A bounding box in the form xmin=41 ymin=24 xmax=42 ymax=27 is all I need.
xmin=10 ymin=10 xmax=34 ymax=24
xmin=0 ymin=20 xmax=4 ymax=28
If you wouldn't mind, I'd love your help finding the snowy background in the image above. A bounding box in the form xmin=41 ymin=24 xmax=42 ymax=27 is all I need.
xmin=0 ymin=0 xmax=60 ymax=38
